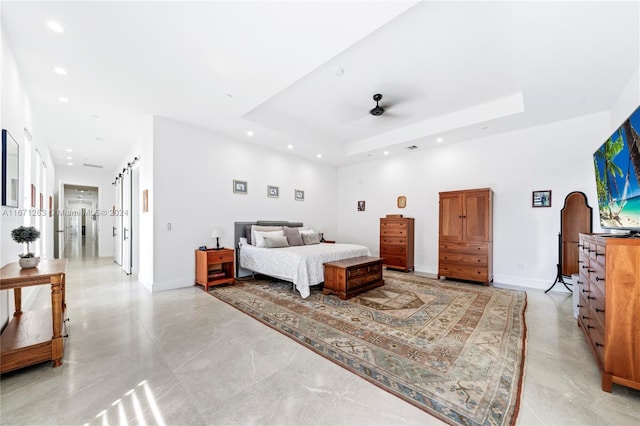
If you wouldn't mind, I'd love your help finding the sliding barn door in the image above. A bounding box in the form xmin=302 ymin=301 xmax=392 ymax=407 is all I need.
xmin=121 ymin=168 xmax=132 ymax=274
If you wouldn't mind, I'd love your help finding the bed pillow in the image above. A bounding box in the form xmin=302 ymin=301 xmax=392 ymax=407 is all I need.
xmin=302 ymin=232 xmax=321 ymax=245
xmin=254 ymin=230 xmax=284 ymax=248
xmin=283 ymin=226 xmax=304 ymax=246
xmin=263 ymin=235 xmax=289 ymax=248
xmin=244 ymin=225 xmax=253 ymax=245
xmin=299 ymin=229 xmax=315 ymax=235
xmin=251 ymin=225 xmax=283 ymax=246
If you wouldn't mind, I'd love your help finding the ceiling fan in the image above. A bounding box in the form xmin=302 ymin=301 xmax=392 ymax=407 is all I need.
xmin=370 ymin=93 xmax=385 ymax=116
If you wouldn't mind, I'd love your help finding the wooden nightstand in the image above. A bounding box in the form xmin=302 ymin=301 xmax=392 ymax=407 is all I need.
xmin=195 ymin=248 xmax=235 ymax=291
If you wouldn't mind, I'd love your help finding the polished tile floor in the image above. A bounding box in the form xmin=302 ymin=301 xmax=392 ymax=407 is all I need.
xmin=1 ymin=240 xmax=639 ymax=425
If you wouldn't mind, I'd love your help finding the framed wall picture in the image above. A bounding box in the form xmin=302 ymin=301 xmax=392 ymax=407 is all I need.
xmin=31 ymin=184 xmax=36 ymax=207
xmin=1 ymin=129 xmax=19 ymax=207
xmin=357 ymin=200 xmax=365 ymax=211
xmin=295 ymin=189 xmax=304 ymax=201
xmin=142 ymin=189 xmax=149 ymax=212
xmin=397 ymin=195 xmax=407 ymax=208
xmin=49 ymin=196 xmax=53 ymax=217
xmin=267 ymin=185 xmax=279 ymax=198
xmin=233 ymin=179 xmax=248 ymax=194
xmin=532 ymin=190 xmax=552 ymax=207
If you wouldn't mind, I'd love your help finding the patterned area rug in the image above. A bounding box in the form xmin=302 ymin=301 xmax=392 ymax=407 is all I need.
xmin=209 ymin=271 xmax=527 ymax=426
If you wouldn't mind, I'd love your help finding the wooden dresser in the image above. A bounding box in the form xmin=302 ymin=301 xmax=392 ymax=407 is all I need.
xmin=438 ymin=188 xmax=493 ymax=284
xmin=577 ymin=233 xmax=640 ymax=392
xmin=379 ymin=217 xmax=415 ymax=272
xmin=323 ymin=257 xmax=384 ymax=299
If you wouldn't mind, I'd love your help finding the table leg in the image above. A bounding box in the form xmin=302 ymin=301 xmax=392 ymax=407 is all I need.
xmin=50 ymin=274 xmax=64 ymax=368
xmin=13 ymin=288 xmax=22 ymax=316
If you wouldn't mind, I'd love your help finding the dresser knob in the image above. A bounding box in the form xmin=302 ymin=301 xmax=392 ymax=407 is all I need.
xmin=595 ymin=308 xmax=605 ymax=313
xmin=587 ymin=325 xmax=595 ymax=329
xmin=587 ymin=296 xmax=596 ymax=300
xmin=595 ymin=342 xmax=604 ymax=348
xmin=587 ymin=269 xmax=595 ymax=273
xmin=582 ymin=289 xmax=590 ymax=293
xmin=581 ymin=315 xmax=589 ymax=320
xmin=577 ymin=304 xmax=584 ymax=308
xmin=595 ymin=277 xmax=605 ymax=282
xmin=582 ymin=265 xmax=588 ymax=269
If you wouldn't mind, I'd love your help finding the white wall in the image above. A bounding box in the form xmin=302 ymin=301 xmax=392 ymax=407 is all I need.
xmin=150 ymin=117 xmax=338 ymax=291
xmin=337 ymin=112 xmax=613 ymax=291
xmin=1 ymin=25 xmax=56 ymax=327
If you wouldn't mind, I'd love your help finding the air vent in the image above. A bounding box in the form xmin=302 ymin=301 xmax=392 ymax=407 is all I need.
xmin=83 ymin=163 xmax=103 ymax=168
xmin=404 ymin=145 xmax=419 ymax=150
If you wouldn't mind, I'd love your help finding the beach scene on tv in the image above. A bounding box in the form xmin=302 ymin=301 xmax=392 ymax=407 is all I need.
xmin=593 ymin=106 xmax=640 ymax=230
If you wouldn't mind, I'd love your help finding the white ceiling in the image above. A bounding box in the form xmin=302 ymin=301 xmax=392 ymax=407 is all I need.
xmin=2 ymin=1 xmax=639 ymax=171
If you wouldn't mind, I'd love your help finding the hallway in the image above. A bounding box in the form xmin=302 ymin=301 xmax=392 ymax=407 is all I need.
xmin=0 ymin=256 xmax=639 ymax=425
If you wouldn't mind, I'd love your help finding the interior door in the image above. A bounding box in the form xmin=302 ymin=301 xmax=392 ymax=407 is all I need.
xmin=439 ymin=193 xmax=463 ymax=241
xmin=463 ymin=190 xmax=492 ymax=242
xmin=114 ymin=178 xmax=122 ymax=265
xmin=121 ymin=168 xmax=132 ymax=274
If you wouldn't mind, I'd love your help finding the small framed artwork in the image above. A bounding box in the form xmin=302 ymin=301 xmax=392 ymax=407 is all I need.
xmin=49 ymin=196 xmax=53 ymax=217
xmin=295 ymin=189 xmax=304 ymax=201
xmin=39 ymin=193 xmax=43 ymax=209
xmin=233 ymin=179 xmax=248 ymax=194
xmin=31 ymin=184 xmax=36 ymax=207
xmin=357 ymin=200 xmax=365 ymax=211
xmin=267 ymin=185 xmax=279 ymax=198
xmin=532 ymin=190 xmax=552 ymax=207
xmin=142 ymin=189 xmax=149 ymax=212
xmin=397 ymin=195 xmax=407 ymax=208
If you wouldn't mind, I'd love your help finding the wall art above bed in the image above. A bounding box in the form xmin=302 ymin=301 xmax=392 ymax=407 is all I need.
xmin=233 ymin=179 xmax=248 ymax=194
xmin=295 ymin=189 xmax=304 ymax=201
xmin=267 ymin=185 xmax=279 ymax=198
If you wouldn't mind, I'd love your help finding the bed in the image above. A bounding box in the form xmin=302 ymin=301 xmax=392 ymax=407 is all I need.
xmin=234 ymin=221 xmax=371 ymax=298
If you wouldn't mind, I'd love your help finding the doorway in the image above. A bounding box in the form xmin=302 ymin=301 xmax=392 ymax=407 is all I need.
xmin=55 ymin=184 xmax=99 ymax=259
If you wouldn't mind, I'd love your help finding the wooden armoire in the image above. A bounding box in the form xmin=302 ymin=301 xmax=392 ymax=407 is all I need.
xmin=438 ymin=188 xmax=493 ymax=284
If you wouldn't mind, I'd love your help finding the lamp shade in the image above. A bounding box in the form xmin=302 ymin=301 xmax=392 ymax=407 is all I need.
xmin=210 ymin=228 xmax=223 ymax=239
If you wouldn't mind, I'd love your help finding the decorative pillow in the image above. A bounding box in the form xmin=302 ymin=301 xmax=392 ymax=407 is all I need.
xmin=299 ymin=229 xmax=315 ymax=235
xmin=251 ymin=225 xmax=282 ymax=246
xmin=238 ymin=237 xmax=248 ymax=247
xmin=244 ymin=225 xmax=253 ymax=245
xmin=263 ymin=235 xmax=289 ymax=248
xmin=283 ymin=226 xmax=304 ymax=246
xmin=302 ymin=232 xmax=321 ymax=245
xmin=254 ymin=230 xmax=284 ymax=248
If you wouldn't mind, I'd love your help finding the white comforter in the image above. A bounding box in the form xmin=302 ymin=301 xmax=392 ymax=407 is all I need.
xmin=239 ymin=243 xmax=371 ymax=298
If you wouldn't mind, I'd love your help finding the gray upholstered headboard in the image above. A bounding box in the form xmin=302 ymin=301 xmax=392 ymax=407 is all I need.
xmin=234 ymin=221 xmax=304 ymax=277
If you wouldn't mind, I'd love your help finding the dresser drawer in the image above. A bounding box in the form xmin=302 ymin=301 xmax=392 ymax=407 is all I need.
xmin=380 ymin=220 xmax=408 ymax=230
xmin=380 ymin=237 xmax=409 ymax=246
xmin=348 ymin=262 xmax=382 ymax=279
xmin=207 ymin=250 xmax=234 ymax=263
xmin=587 ymin=321 xmax=605 ymax=364
xmin=347 ymin=271 xmax=382 ymax=290
xmin=383 ymin=256 xmax=407 ymax=268
xmin=439 ymin=253 xmax=487 ymax=266
xmin=438 ymin=264 xmax=489 ymax=281
xmin=380 ymin=245 xmax=406 ymax=256
xmin=381 ymin=228 xmax=409 ymax=237
xmin=439 ymin=242 xmax=488 ymax=255
xmin=588 ymin=262 xmax=606 ymax=292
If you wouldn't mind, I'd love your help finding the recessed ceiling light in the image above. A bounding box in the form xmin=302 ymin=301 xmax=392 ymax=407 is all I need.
xmin=316 ymin=154 xmax=322 ymax=159
xmin=436 ymin=137 xmax=443 ymax=143
xmin=66 ymin=156 xmax=72 ymax=160
xmin=58 ymin=97 xmax=69 ymax=103
xmin=383 ymin=151 xmax=389 ymax=155
xmin=65 ymin=148 xmax=72 ymax=152
xmin=287 ymin=144 xmax=293 ymax=149
xmin=246 ymin=130 xmax=254 ymax=137
xmin=67 ymin=162 xmax=73 ymax=166
xmin=47 ymin=21 xmax=64 ymax=33
xmin=53 ymin=67 xmax=67 ymax=75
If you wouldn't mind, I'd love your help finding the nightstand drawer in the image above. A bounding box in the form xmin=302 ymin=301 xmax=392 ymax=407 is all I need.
xmin=207 ymin=250 xmax=234 ymax=263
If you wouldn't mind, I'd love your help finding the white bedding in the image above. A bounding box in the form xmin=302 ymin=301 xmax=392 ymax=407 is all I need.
xmin=239 ymin=243 xmax=371 ymax=298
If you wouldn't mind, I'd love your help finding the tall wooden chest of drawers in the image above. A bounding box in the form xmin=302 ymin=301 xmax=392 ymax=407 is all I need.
xmin=438 ymin=188 xmax=493 ymax=284
xmin=577 ymin=233 xmax=640 ymax=392
xmin=379 ymin=217 xmax=414 ymax=272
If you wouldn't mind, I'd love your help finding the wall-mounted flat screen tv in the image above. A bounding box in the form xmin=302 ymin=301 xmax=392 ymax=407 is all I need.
xmin=593 ymin=105 xmax=640 ymax=235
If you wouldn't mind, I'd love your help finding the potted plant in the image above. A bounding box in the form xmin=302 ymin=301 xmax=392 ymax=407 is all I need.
xmin=11 ymin=225 xmax=41 ymax=268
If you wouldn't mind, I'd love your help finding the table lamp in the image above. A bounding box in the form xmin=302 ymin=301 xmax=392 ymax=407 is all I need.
xmin=210 ymin=228 xmax=224 ymax=250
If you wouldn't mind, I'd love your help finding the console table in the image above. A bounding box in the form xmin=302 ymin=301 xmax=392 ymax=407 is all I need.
xmin=0 ymin=259 xmax=68 ymax=373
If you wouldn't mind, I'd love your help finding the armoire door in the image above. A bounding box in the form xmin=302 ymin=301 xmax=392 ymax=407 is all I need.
xmin=463 ymin=190 xmax=492 ymax=242
xmin=439 ymin=192 xmax=463 ymax=241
